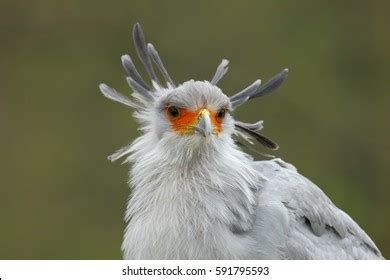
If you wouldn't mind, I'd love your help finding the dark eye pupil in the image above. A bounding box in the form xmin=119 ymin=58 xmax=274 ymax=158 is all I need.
xmin=168 ymin=106 xmax=179 ymax=117
xmin=217 ymin=109 xmax=226 ymax=119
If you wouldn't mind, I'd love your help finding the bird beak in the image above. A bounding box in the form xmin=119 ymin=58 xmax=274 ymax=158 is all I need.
xmin=195 ymin=109 xmax=213 ymax=139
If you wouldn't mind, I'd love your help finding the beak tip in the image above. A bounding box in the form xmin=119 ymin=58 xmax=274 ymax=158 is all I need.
xmin=195 ymin=127 xmax=211 ymax=138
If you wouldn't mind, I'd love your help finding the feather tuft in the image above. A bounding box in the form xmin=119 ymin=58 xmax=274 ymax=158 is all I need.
xmin=121 ymin=54 xmax=151 ymax=91
xmin=132 ymin=23 xmax=161 ymax=86
xmin=147 ymin=43 xmax=176 ymax=87
xmin=211 ymin=59 xmax=229 ymax=85
xmin=235 ymin=123 xmax=279 ymax=150
xmin=99 ymin=83 xmax=140 ymax=109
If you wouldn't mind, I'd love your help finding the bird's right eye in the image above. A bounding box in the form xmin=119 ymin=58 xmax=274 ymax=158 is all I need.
xmin=167 ymin=106 xmax=180 ymax=118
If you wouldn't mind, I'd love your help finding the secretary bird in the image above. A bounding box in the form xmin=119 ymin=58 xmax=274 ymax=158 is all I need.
xmin=99 ymin=23 xmax=383 ymax=260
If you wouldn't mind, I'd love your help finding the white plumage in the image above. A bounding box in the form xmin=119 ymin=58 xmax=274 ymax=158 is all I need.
xmin=100 ymin=23 xmax=383 ymax=259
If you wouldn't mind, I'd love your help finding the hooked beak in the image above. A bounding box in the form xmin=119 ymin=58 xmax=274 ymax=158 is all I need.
xmin=194 ymin=109 xmax=213 ymax=139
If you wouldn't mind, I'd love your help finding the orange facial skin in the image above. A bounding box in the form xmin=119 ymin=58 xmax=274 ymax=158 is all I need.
xmin=209 ymin=110 xmax=222 ymax=134
xmin=164 ymin=107 xmax=223 ymax=135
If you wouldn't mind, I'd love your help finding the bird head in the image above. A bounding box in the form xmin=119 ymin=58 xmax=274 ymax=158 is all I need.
xmin=153 ymin=80 xmax=233 ymax=142
xmin=99 ymin=23 xmax=288 ymax=162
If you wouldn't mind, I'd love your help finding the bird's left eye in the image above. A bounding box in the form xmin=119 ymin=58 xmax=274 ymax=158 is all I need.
xmin=167 ymin=106 xmax=180 ymax=118
xmin=216 ymin=109 xmax=226 ymax=121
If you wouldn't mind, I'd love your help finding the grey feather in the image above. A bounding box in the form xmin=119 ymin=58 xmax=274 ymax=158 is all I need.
xmin=231 ymin=96 xmax=250 ymax=111
xmin=235 ymin=123 xmax=279 ymax=150
xmin=108 ymin=142 xmax=133 ymax=162
xmin=229 ymin=69 xmax=288 ymax=110
xmin=234 ymin=133 xmax=276 ymax=159
xmin=250 ymin=68 xmax=288 ymax=99
xmin=99 ymin=83 xmax=140 ymax=109
xmin=121 ymin=54 xmax=151 ymax=91
xmin=230 ymin=79 xmax=261 ymax=102
xmin=210 ymin=59 xmax=229 ymax=85
xmin=147 ymin=43 xmax=176 ymax=87
xmin=235 ymin=120 xmax=264 ymax=131
xmin=132 ymin=23 xmax=161 ymax=86
xmin=126 ymin=77 xmax=154 ymax=100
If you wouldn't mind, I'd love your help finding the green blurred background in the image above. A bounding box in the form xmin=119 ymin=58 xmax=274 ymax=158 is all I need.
xmin=1 ymin=0 xmax=389 ymax=259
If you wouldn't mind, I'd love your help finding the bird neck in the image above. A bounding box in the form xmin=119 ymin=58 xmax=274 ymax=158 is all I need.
xmin=122 ymin=132 xmax=262 ymax=259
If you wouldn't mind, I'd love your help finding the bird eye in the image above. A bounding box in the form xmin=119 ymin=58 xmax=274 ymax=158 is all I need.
xmin=216 ymin=109 xmax=226 ymax=120
xmin=167 ymin=106 xmax=180 ymax=118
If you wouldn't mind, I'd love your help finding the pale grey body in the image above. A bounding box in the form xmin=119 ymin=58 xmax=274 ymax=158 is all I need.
xmin=253 ymin=160 xmax=382 ymax=259
xmin=100 ymin=23 xmax=383 ymax=260
xmin=120 ymin=130 xmax=382 ymax=259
